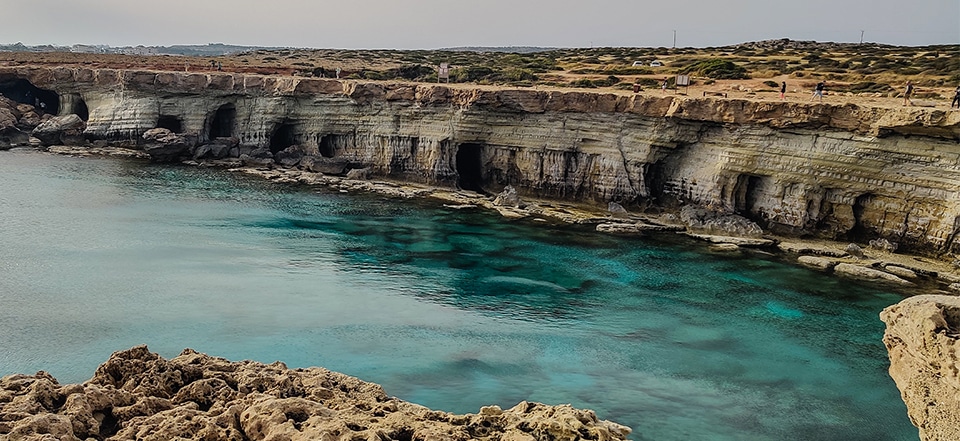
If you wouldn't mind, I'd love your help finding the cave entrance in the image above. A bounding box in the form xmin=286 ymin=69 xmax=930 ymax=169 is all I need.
xmin=319 ymin=135 xmax=336 ymax=158
xmin=733 ymin=175 xmax=764 ymax=218
xmin=270 ymin=123 xmax=298 ymax=154
xmin=456 ymin=143 xmax=485 ymax=193
xmin=62 ymin=93 xmax=89 ymax=121
xmin=209 ymin=104 xmax=236 ymax=138
xmin=156 ymin=115 xmax=183 ymax=133
xmin=0 ymin=78 xmax=59 ymax=115
xmin=847 ymin=193 xmax=875 ymax=241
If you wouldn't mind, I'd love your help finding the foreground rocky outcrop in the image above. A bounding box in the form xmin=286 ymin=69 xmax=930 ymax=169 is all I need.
xmin=881 ymin=295 xmax=960 ymax=441
xmin=2 ymin=66 xmax=960 ymax=255
xmin=0 ymin=346 xmax=630 ymax=441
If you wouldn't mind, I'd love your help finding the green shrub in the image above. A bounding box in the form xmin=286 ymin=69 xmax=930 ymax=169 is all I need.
xmin=680 ymin=59 xmax=748 ymax=79
xmin=763 ymin=80 xmax=779 ymax=88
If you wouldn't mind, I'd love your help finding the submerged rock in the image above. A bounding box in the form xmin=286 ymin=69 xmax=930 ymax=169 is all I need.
xmin=0 ymin=346 xmax=630 ymax=441
xmin=881 ymin=295 xmax=960 ymax=441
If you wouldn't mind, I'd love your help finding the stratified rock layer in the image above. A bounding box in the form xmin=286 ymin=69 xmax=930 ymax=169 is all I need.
xmin=880 ymin=295 xmax=960 ymax=441
xmin=2 ymin=66 xmax=960 ymax=254
xmin=0 ymin=346 xmax=630 ymax=441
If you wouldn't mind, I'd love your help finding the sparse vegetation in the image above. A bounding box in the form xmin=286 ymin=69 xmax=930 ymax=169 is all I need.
xmin=1 ymin=39 xmax=956 ymax=103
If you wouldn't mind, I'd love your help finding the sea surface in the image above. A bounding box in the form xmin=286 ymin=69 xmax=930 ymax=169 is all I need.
xmin=0 ymin=149 xmax=915 ymax=440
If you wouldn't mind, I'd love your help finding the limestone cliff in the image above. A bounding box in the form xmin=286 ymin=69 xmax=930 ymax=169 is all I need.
xmin=881 ymin=295 xmax=960 ymax=441
xmin=0 ymin=346 xmax=630 ymax=441
xmin=2 ymin=66 xmax=960 ymax=253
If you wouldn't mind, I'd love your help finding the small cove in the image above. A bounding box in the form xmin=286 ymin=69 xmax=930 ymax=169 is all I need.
xmin=0 ymin=150 xmax=915 ymax=440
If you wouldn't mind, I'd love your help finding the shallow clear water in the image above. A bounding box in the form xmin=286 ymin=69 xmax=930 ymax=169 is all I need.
xmin=0 ymin=150 xmax=914 ymax=440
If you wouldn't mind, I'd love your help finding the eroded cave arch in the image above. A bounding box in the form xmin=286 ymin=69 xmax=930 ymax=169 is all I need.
xmin=319 ymin=135 xmax=336 ymax=158
xmin=156 ymin=115 xmax=183 ymax=133
xmin=270 ymin=122 xmax=298 ymax=154
xmin=0 ymin=79 xmax=59 ymax=115
xmin=209 ymin=104 xmax=236 ymax=139
xmin=61 ymin=93 xmax=89 ymax=121
xmin=456 ymin=143 xmax=485 ymax=193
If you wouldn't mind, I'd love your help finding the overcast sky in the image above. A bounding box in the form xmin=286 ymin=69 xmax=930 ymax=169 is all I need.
xmin=3 ymin=0 xmax=957 ymax=48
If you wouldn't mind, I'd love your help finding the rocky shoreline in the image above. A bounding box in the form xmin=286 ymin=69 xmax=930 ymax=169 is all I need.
xmin=13 ymin=141 xmax=960 ymax=296
xmin=0 ymin=346 xmax=631 ymax=441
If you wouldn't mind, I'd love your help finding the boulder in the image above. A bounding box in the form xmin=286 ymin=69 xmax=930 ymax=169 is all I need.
xmin=274 ymin=144 xmax=306 ymax=167
xmin=608 ymin=202 xmax=629 ymax=218
xmin=869 ymin=238 xmax=899 ymax=253
xmin=493 ymin=185 xmax=521 ymax=207
xmin=31 ymin=114 xmax=86 ymax=147
xmin=845 ymin=243 xmax=865 ymax=259
xmin=880 ymin=295 xmax=960 ymax=441
xmin=679 ymin=205 xmax=763 ymax=238
xmin=141 ymin=128 xmax=198 ymax=162
xmin=302 ymin=156 xmax=349 ymax=175
xmin=345 ymin=167 xmax=371 ymax=180
xmin=833 ymin=263 xmax=913 ymax=286
xmin=797 ymin=255 xmax=838 ymax=269
xmin=16 ymin=110 xmax=42 ymax=130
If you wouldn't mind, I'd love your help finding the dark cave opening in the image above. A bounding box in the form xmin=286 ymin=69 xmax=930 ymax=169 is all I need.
xmin=456 ymin=143 xmax=485 ymax=193
xmin=0 ymin=79 xmax=60 ymax=115
xmin=847 ymin=193 xmax=876 ymax=242
xmin=156 ymin=115 xmax=183 ymax=133
xmin=209 ymin=104 xmax=236 ymax=139
xmin=734 ymin=175 xmax=763 ymax=217
xmin=270 ymin=123 xmax=298 ymax=154
xmin=73 ymin=98 xmax=89 ymax=121
xmin=319 ymin=135 xmax=336 ymax=158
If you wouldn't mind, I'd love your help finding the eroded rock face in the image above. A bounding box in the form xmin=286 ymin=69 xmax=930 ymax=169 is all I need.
xmin=3 ymin=65 xmax=960 ymax=253
xmin=880 ymin=295 xmax=960 ymax=441
xmin=0 ymin=346 xmax=631 ymax=441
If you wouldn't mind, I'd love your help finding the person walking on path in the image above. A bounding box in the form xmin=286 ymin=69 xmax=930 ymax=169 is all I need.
xmin=661 ymin=77 xmax=668 ymax=93
xmin=780 ymin=81 xmax=787 ymax=100
xmin=951 ymin=85 xmax=959 ymax=109
xmin=811 ymin=82 xmax=824 ymax=102
xmin=903 ymin=81 xmax=914 ymax=106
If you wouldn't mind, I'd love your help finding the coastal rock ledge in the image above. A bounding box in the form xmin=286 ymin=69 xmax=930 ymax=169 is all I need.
xmin=881 ymin=295 xmax=960 ymax=441
xmin=0 ymin=346 xmax=630 ymax=441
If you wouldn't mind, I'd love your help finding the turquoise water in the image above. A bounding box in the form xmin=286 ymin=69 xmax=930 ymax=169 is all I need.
xmin=0 ymin=150 xmax=915 ymax=440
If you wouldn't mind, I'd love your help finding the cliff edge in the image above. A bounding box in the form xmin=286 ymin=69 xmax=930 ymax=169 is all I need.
xmin=881 ymin=295 xmax=960 ymax=441
xmin=0 ymin=346 xmax=630 ymax=441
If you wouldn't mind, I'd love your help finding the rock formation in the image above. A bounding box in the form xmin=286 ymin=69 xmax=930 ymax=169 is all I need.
xmin=881 ymin=295 xmax=960 ymax=441
xmin=1 ymin=66 xmax=960 ymax=253
xmin=0 ymin=346 xmax=630 ymax=441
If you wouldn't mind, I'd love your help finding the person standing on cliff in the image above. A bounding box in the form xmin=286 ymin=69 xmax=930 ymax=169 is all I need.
xmin=811 ymin=81 xmax=824 ymax=102
xmin=903 ymin=81 xmax=914 ymax=106
xmin=780 ymin=81 xmax=787 ymax=100
xmin=952 ymin=85 xmax=960 ymax=109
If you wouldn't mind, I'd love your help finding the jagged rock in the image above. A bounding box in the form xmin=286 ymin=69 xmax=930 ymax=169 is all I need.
xmin=0 ymin=346 xmax=630 ymax=441
xmin=493 ymin=186 xmax=521 ymax=207
xmin=141 ymin=128 xmax=197 ymax=163
xmin=797 ymin=255 xmax=838 ymax=269
xmin=679 ymin=205 xmax=763 ymax=238
xmin=607 ymin=202 xmax=628 ymax=218
xmin=880 ymin=295 xmax=960 ymax=441
xmin=845 ymin=243 xmax=865 ymax=259
xmin=833 ymin=263 xmax=913 ymax=286
xmin=869 ymin=238 xmax=899 ymax=253
xmin=31 ymin=114 xmax=86 ymax=147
